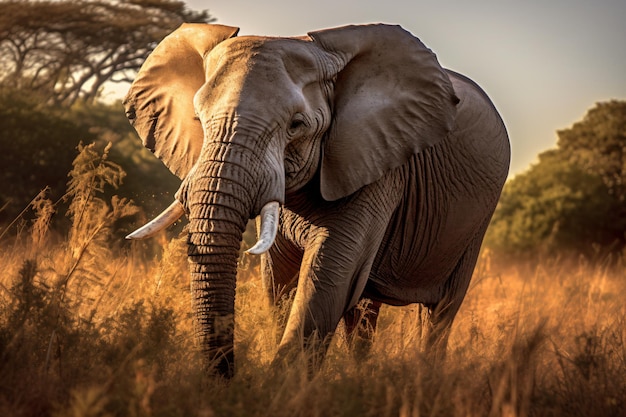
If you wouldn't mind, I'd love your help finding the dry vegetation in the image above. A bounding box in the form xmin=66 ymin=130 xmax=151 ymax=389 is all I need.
xmin=1 ymin=145 xmax=625 ymax=417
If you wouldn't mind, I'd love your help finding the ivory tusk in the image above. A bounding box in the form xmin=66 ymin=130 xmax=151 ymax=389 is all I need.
xmin=125 ymin=200 xmax=185 ymax=240
xmin=246 ymin=201 xmax=280 ymax=255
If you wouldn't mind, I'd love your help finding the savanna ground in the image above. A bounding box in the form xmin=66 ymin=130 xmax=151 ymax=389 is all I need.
xmin=1 ymin=145 xmax=625 ymax=417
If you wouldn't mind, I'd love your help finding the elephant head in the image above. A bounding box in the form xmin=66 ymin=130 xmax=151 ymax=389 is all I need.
xmin=124 ymin=23 xmax=458 ymax=377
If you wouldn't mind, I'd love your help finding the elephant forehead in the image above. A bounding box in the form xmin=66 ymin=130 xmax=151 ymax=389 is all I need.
xmin=206 ymin=37 xmax=322 ymax=85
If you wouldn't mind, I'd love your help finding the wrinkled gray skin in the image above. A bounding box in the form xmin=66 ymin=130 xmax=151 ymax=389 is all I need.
xmin=124 ymin=23 xmax=510 ymax=377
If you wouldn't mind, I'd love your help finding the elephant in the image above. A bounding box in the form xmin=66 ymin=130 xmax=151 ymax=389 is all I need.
xmin=123 ymin=22 xmax=510 ymax=377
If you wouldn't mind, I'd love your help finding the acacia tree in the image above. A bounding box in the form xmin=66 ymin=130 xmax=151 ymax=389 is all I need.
xmin=1 ymin=1 xmax=207 ymax=228
xmin=0 ymin=0 xmax=213 ymax=106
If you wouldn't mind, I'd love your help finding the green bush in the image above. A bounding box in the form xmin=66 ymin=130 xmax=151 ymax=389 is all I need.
xmin=0 ymin=88 xmax=180 ymax=238
xmin=485 ymin=100 xmax=626 ymax=258
xmin=0 ymin=88 xmax=95 ymax=224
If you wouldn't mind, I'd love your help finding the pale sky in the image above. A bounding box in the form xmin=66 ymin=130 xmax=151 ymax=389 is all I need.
xmin=183 ymin=0 xmax=626 ymax=176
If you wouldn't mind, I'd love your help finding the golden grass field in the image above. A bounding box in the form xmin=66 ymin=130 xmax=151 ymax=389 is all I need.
xmin=1 ymin=147 xmax=624 ymax=416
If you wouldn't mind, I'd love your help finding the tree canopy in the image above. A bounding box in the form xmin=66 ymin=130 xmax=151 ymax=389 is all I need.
xmin=0 ymin=88 xmax=96 ymax=223
xmin=557 ymin=101 xmax=626 ymax=204
xmin=485 ymin=100 xmax=626 ymax=257
xmin=0 ymin=87 xmax=181 ymax=226
xmin=1 ymin=0 xmax=210 ymax=225
xmin=0 ymin=0 xmax=213 ymax=106
xmin=1 ymin=1 xmax=624 ymax=260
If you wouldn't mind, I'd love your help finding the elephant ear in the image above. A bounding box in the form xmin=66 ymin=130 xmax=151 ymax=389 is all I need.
xmin=123 ymin=23 xmax=239 ymax=179
xmin=309 ymin=24 xmax=459 ymax=201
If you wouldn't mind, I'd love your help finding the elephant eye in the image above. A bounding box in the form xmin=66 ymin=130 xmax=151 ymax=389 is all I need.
xmin=287 ymin=116 xmax=308 ymax=137
xmin=290 ymin=120 xmax=304 ymax=129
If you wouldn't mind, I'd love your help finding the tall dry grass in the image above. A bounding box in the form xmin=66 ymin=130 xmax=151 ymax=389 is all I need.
xmin=1 ymin=144 xmax=624 ymax=416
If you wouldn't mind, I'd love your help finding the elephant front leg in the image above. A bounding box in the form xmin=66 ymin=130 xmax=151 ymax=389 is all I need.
xmin=273 ymin=174 xmax=403 ymax=371
xmin=260 ymin=233 xmax=303 ymax=306
xmin=260 ymin=236 xmax=302 ymax=344
xmin=272 ymin=234 xmax=352 ymax=370
xmin=273 ymin=219 xmax=391 ymax=371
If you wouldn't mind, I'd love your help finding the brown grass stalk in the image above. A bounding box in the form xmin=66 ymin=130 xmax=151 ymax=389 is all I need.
xmin=1 ymin=147 xmax=624 ymax=416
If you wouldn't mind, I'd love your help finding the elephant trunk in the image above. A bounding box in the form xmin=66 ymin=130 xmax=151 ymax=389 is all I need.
xmin=185 ymin=155 xmax=252 ymax=377
xmin=184 ymin=136 xmax=282 ymax=377
xmin=187 ymin=222 xmax=240 ymax=377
